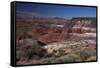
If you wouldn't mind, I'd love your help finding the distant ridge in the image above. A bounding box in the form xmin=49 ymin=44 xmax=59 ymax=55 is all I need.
xmin=72 ymin=17 xmax=96 ymax=20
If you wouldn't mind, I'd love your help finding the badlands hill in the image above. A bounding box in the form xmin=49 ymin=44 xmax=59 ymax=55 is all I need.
xmin=16 ymin=16 xmax=96 ymax=43
xmin=16 ymin=15 xmax=97 ymax=65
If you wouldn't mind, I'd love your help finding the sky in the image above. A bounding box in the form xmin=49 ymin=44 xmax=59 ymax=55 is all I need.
xmin=16 ymin=2 xmax=96 ymax=19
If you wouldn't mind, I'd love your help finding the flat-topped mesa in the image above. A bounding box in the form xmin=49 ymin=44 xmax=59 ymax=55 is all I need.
xmin=71 ymin=17 xmax=96 ymax=21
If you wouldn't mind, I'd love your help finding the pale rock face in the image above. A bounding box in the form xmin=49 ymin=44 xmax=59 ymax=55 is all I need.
xmin=73 ymin=21 xmax=82 ymax=28
xmin=43 ymin=41 xmax=88 ymax=55
xmin=71 ymin=19 xmax=96 ymax=33
xmin=86 ymin=56 xmax=96 ymax=61
xmin=19 ymin=39 xmax=24 ymax=45
xmin=73 ymin=20 xmax=92 ymax=28
xmin=63 ymin=48 xmax=72 ymax=54
xmin=82 ymin=27 xmax=96 ymax=31
xmin=18 ymin=38 xmax=38 ymax=47
xmin=84 ymin=40 xmax=96 ymax=45
xmin=71 ymin=33 xmax=96 ymax=38
xmin=24 ymin=39 xmax=38 ymax=46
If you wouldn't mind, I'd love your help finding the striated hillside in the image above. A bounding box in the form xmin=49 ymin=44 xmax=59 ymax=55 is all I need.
xmin=16 ymin=16 xmax=96 ymax=43
xmin=16 ymin=16 xmax=97 ymax=65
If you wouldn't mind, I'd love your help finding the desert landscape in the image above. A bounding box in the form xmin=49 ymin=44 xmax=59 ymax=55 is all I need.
xmin=15 ymin=3 xmax=97 ymax=65
xmin=16 ymin=15 xmax=97 ymax=65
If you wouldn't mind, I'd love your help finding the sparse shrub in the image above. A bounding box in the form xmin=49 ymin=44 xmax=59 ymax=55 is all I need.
xmin=86 ymin=56 xmax=96 ymax=61
xmin=47 ymin=48 xmax=67 ymax=57
xmin=54 ymin=48 xmax=68 ymax=57
xmin=16 ymin=51 xmax=24 ymax=61
xmin=58 ymin=49 xmax=65 ymax=56
xmin=24 ymin=44 xmax=47 ymax=60
xmin=47 ymin=54 xmax=82 ymax=63
xmin=40 ymin=57 xmax=56 ymax=64
xmin=79 ymin=47 xmax=96 ymax=60
xmin=58 ymin=54 xmax=82 ymax=63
